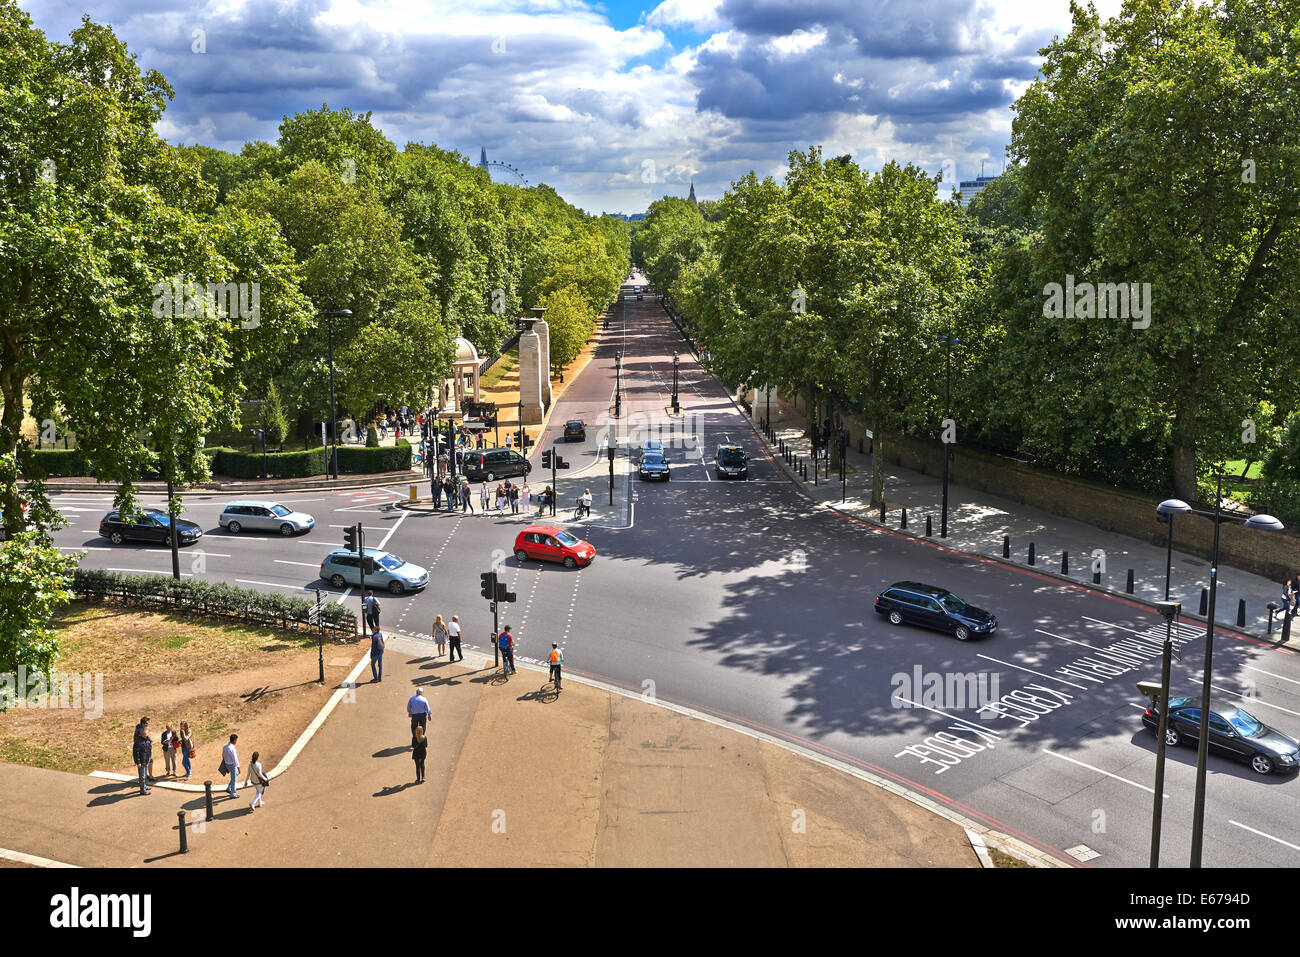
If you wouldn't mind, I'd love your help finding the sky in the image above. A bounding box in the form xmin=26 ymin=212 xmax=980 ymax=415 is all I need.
xmin=20 ymin=0 xmax=1126 ymax=214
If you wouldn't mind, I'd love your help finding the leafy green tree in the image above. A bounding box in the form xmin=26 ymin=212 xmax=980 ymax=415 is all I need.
xmin=0 ymin=528 xmax=76 ymax=684
xmin=541 ymin=284 xmax=595 ymax=371
xmin=260 ymin=379 xmax=289 ymax=447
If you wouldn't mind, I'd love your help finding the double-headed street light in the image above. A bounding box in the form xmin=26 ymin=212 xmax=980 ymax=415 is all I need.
xmin=615 ymin=351 xmax=623 ymax=418
xmin=938 ymin=333 xmax=960 ymax=538
xmin=320 ymin=308 xmax=353 ymax=480
xmin=1155 ymin=481 xmax=1284 ymax=867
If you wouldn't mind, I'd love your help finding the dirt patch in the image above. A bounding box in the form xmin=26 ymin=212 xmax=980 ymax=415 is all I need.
xmin=0 ymin=603 xmax=361 ymax=777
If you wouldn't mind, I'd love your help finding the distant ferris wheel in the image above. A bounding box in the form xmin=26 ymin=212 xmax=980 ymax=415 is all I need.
xmin=479 ymin=148 xmax=530 ymax=186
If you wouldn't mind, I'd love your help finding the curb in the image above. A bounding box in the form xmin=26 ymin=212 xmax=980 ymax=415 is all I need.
xmin=37 ymin=472 xmax=424 ymax=496
xmin=382 ymin=633 xmax=1060 ymax=868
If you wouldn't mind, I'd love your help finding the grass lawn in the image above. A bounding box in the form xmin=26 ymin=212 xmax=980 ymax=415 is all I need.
xmin=479 ymin=346 xmax=519 ymax=391
xmin=0 ymin=602 xmax=354 ymax=775
xmin=1222 ymin=458 xmax=1265 ymax=480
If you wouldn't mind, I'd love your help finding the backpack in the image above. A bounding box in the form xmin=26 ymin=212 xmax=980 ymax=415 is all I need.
xmin=498 ymin=632 xmax=511 ymax=649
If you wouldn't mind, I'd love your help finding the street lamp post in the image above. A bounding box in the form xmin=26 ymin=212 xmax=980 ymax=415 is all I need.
xmin=320 ymin=309 xmax=353 ymax=480
xmin=1159 ymin=511 xmax=1175 ymax=601
xmin=1141 ymin=600 xmax=1180 ymax=868
xmin=938 ymin=334 xmax=960 ymax=538
xmin=615 ymin=352 xmax=623 ymax=419
xmin=671 ymin=352 xmax=680 ymax=415
xmin=1156 ymin=483 xmax=1284 ymax=867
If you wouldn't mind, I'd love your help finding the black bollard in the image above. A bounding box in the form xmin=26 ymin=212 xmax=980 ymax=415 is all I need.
xmin=901 ymin=508 xmax=908 ymax=530
xmin=1093 ymin=568 xmax=1101 ymax=585
xmin=1268 ymin=603 xmax=1278 ymax=635
xmin=1199 ymin=587 xmax=1209 ymax=617
xmin=880 ymin=499 xmax=886 ymax=523
xmin=1237 ymin=599 xmax=1246 ymax=628
xmin=1061 ymin=551 xmax=1069 ymax=575
xmin=1003 ymin=535 xmax=1010 ymax=558
xmin=177 ymin=810 xmax=189 ymax=854
xmin=204 ymin=781 xmax=214 ymax=822
xmin=1028 ymin=542 xmax=1036 ymax=566
xmin=1126 ymin=569 xmax=1134 ymax=594
xmin=925 ymin=514 xmax=932 ymax=537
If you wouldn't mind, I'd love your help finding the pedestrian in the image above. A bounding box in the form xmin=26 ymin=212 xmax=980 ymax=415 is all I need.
xmin=548 ymin=643 xmax=563 ymax=689
xmin=498 ymin=625 xmax=516 ymax=674
xmin=521 ymin=483 xmax=531 ymax=514
xmin=160 ymin=723 xmax=179 ymax=777
xmin=432 ymin=615 xmax=449 ymax=656
xmin=222 ymin=734 xmax=240 ymax=798
xmin=377 ymin=413 xmax=388 ymax=440
xmin=538 ymin=485 xmax=553 ymax=516
xmin=362 ymin=590 xmax=381 ymax=633
xmin=481 ymin=482 xmax=491 ymax=512
xmin=505 ymin=432 xmax=513 ymax=450
xmin=370 ymin=630 xmax=385 ymax=683
xmin=580 ymin=488 xmax=593 ymax=518
xmin=247 ymin=751 xmax=268 ymax=810
xmin=444 ymin=476 xmax=456 ymax=510
xmin=447 ymin=615 xmax=463 ymax=661
xmin=132 ymin=716 xmax=153 ymax=795
xmin=412 ymin=726 xmax=428 ymax=784
xmin=408 ymin=687 xmax=431 ymax=744
xmin=461 ymin=479 xmax=473 ymax=513
xmin=509 ymin=481 xmax=520 ymax=515
xmin=179 ymin=721 xmax=194 ymax=781
xmin=496 ymin=484 xmax=506 ymax=516
xmin=1287 ymin=572 xmax=1300 ymax=620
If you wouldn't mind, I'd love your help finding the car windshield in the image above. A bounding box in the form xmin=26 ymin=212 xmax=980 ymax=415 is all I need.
xmin=720 ymin=448 xmax=746 ymax=464
xmin=270 ymin=504 xmax=292 ymax=517
xmin=643 ymin=454 xmax=664 ymax=465
xmin=378 ymin=555 xmax=404 ymax=570
xmin=145 ymin=510 xmax=169 ymax=523
xmin=1225 ymin=708 xmax=1264 ymax=736
xmin=938 ymin=593 xmax=967 ymax=613
xmin=554 ymin=531 xmax=580 ymax=547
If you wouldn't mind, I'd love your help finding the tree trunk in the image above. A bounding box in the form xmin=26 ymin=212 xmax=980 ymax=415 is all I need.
xmin=870 ymin=423 xmax=884 ymax=508
xmin=1170 ymin=392 xmax=1199 ymax=502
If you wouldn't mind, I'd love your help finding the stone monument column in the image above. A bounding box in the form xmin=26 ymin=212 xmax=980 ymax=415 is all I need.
xmin=518 ymin=326 xmax=544 ymax=425
xmin=531 ymin=307 xmax=552 ymax=407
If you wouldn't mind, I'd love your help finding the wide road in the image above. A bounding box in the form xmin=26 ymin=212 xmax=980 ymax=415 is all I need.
xmin=53 ymin=274 xmax=1300 ymax=867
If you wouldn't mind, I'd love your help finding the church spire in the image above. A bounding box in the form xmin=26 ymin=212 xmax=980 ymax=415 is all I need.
xmin=688 ymin=180 xmax=696 ymax=203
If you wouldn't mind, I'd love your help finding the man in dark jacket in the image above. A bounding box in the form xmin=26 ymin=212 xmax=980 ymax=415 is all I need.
xmin=133 ymin=717 xmax=153 ymax=795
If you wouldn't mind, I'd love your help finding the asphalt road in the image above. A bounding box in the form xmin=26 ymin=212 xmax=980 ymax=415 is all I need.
xmin=53 ymin=274 xmax=1300 ymax=868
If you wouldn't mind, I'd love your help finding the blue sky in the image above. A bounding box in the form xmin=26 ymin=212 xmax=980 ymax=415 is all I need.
xmin=21 ymin=0 xmax=1124 ymax=214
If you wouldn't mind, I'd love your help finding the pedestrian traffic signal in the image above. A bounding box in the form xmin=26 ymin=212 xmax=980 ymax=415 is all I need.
xmin=343 ymin=524 xmax=359 ymax=552
xmin=480 ymin=571 xmax=496 ymax=600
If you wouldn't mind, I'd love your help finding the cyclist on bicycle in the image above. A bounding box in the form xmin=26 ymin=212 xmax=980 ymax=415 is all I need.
xmin=579 ymin=488 xmax=593 ymax=518
xmin=548 ymin=643 xmax=563 ymax=689
xmin=498 ymin=626 xmax=516 ymax=675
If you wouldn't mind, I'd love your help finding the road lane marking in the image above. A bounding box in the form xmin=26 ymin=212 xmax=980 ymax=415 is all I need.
xmin=235 ymin=579 xmax=312 ymax=590
xmin=1229 ymin=820 xmax=1300 ymax=852
xmin=1243 ymin=664 xmax=1300 ymax=686
xmin=107 ymin=568 xmax=193 ymax=576
xmin=975 ymin=654 xmax=1088 ymax=690
xmin=1083 ymin=615 xmax=1202 ymax=639
xmin=274 ymin=560 xmax=322 ymax=568
xmin=1208 ymin=685 xmax=1300 ymax=718
xmin=1041 ymin=749 xmax=1167 ymax=797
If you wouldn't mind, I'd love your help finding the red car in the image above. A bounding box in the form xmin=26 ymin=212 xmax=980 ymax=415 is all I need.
xmin=514 ymin=525 xmax=596 ymax=568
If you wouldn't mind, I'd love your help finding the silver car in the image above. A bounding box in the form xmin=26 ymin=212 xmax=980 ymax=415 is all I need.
xmin=219 ymin=500 xmax=315 ymax=536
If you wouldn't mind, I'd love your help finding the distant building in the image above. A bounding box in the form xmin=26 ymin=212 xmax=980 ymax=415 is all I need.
xmin=957 ymin=174 xmax=999 ymax=207
xmin=688 ymin=180 xmax=696 ymax=203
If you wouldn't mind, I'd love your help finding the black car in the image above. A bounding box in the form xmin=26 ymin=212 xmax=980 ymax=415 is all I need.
xmin=1141 ymin=696 xmax=1300 ymax=775
xmin=563 ymin=420 xmax=586 ymax=442
xmin=637 ymin=293 xmax=644 ymax=301
xmin=638 ymin=450 xmax=670 ymax=481
xmin=100 ymin=509 xmax=204 ymax=546
xmin=461 ymin=447 xmax=531 ymax=482
xmin=715 ymin=441 xmax=748 ymax=479
xmin=873 ymin=581 xmax=997 ymax=641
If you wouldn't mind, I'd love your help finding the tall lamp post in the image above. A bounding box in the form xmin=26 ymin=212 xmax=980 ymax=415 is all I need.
xmin=671 ymin=352 xmax=680 ymax=415
xmin=320 ymin=308 xmax=352 ymax=480
xmin=1158 ymin=511 xmax=1176 ymax=600
xmin=938 ymin=333 xmax=960 ymax=538
xmin=1156 ymin=482 xmax=1284 ymax=867
xmin=1140 ymin=599 xmax=1181 ymax=868
xmin=615 ymin=352 xmax=623 ymax=419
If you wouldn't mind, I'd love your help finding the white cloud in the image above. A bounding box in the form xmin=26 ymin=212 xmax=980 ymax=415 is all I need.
xmin=646 ymin=0 xmax=729 ymax=33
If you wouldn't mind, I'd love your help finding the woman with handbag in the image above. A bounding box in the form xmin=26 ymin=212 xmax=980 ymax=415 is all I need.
xmin=179 ymin=721 xmax=194 ymax=781
xmin=247 ymin=751 xmax=269 ymax=810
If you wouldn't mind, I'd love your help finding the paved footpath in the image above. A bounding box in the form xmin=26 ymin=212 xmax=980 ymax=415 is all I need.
xmin=755 ymin=393 xmax=1292 ymax=641
xmin=0 ymin=636 xmax=984 ymax=868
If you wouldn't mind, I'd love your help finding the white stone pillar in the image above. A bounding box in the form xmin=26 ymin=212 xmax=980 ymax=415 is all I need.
xmin=535 ymin=320 xmax=552 ymax=407
xmin=518 ymin=330 xmax=544 ymax=425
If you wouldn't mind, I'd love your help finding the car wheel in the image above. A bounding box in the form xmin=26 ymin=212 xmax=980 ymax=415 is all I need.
xmin=887 ymin=610 xmax=903 ymax=625
xmin=1163 ymin=726 xmax=1182 ymax=747
xmin=486 ymin=471 xmax=496 ymax=482
xmin=515 ymin=548 xmax=529 ymax=562
xmin=1251 ymin=753 xmax=1275 ymax=775
xmin=388 ymin=580 xmax=405 ymax=595
xmin=329 ymin=574 xmax=346 ymax=588
xmin=109 ymin=531 xmax=125 ymax=545
xmin=954 ymin=625 xmax=973 ymax=641
xmin=280 ymin=523 xmax=295 ymax=536
xmin=563 ymin=556 xmax=577 ymax=569
xmin=226 ymin=521 xmax=241 ymax=534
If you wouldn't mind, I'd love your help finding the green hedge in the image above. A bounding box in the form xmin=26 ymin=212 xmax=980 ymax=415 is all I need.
xmin=70 ymin=569 xmax=357 ymax=638
xmin=337 ymin=439 xmax=412 ymax=474
xmin=25 ymin=448 xmax=90 ymax=477
xmin=206 ymin=446 xmax=328 ymax=480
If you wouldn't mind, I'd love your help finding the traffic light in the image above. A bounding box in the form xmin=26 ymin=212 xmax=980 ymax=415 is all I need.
xmin=480 ymin=571 xmax=496 ymax=600
xmin=556 ymin=454 xmax=569 ymax=470
xmin=542 ymin=449 xmax=553 ymax=469
xmin=343 ymin=523 xmax=359 ymax=552
xmin=494 ymin=581 xmax=516 ymax=603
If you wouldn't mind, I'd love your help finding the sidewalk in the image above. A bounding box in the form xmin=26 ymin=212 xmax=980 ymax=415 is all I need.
xmin=0 ymin=636 xmax=997 ymax=868
xmin=754 ymin=395 xmax=1291 ymax=641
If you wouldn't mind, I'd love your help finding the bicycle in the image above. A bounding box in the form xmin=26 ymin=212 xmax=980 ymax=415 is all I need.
xmin=572 ymin=499 xmax=591 ymax=521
